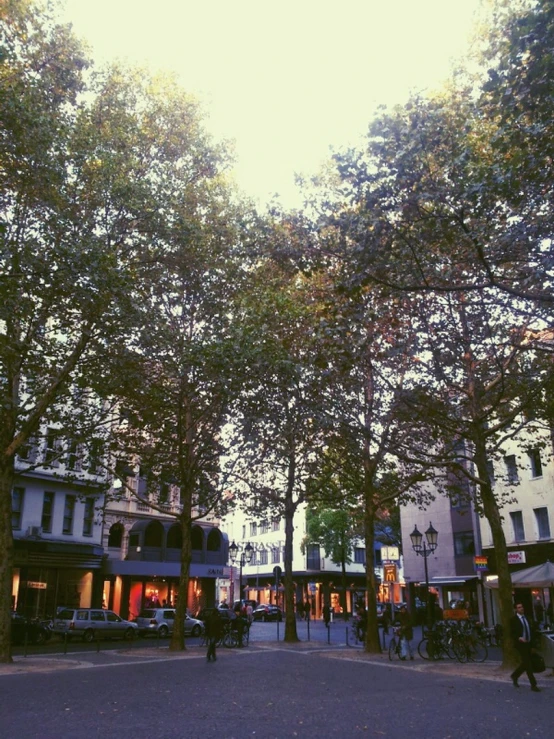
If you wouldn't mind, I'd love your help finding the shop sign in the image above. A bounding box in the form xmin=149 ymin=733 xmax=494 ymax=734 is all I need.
xmin=207 ymin=567 xmax=225 ymax=576
xmin=26 ymin=581 xmax=47 ymax=589
xmin=474 ymin=555 xmax=488 ymax=571
xmin=384 ymin=564 xmax=397 ymax=582
xmin=381 ymin=546 xmax=399 ymax=562
xmin=508 ymin=551 xmax=526 ymax=565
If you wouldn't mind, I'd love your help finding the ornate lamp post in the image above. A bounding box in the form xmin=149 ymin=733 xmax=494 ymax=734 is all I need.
xmin=229 ymin=541 xmax=254 ymax=604
xmin=410 ymin=522 xmax=439 ymax=627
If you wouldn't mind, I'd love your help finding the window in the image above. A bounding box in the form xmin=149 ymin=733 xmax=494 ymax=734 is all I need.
xmin=528 ymin=448 xmax=543 ymax=478
xmin=374 ymin=548 xmax=382 ymax=565
xmin=271 ymin=546 xmax=280 ymax=564
xmin=354 ymin=547 xmax=366 ymax=564
xmin=504 ymin=455 xmax=519 ymax=485
xmin=17 ymin=436 xmax=38 ymax=463
xmin=510 ymin=511 xmax=525 ymax=542
xmin=87 ymin=439 xmax=103 ymax=474
xmin=249 ymin=522 xmax=257 ymax=537
xmin=83 ymin=498 xmax=95 ymax=536
xmin=272 ymin=518 xmax=280 ymax=532
xmin=306 ymin=544 xmax=320 ymax=570
xmin=260 ymin=520 xmax=269 ymax=534
xmin=108 ymin=523 xmax=124 ymax=548
xmin=66 ymin=440 xmax=81 ymax=472
xmin=259 ymin=548 xmax=268 ymax=565
xmin=534 ymin=508 xmax=551 ymax=540
xmin=62 ymin=495 xmax=76 ymax=535
xmin=242 ymin=525 xmax=246 ymax=539
xmin=11 ymin=487 xmax=24 ymax=529
xmin=454 ymin=531 xmax=475 ymax=556
xmin=44 ymin=428 xmax=61 ymax=466
xmin=41 ymin=492 xmax=55 ymax=533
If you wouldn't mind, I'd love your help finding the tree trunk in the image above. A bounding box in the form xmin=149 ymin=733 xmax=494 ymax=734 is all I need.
xmin=474 ymin=443 xmax=518 ymax=668
xmin=169 ymin=510 xmax=192 ymax=651
xmin=363 ymin=494 xmax=381 ymax=653
xmin=340 ymin=555 xmax=349 ymax=620
xmin=0 ymin=459 xmax=15 ymax=663
xmin=283 ymin=459 xmax=299 ymax=642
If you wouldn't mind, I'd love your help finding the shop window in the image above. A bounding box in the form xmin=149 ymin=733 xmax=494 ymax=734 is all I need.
xmin=11 ymin=487 xmax=24 ymax=529
xmin=62 ymin=495 xmax=76 ymax=534
xmin=41 ymin=491 xmax=55 ymax=533
xmin=534 ymin=507 xmax=551 ymax=540
xmin=510 ymin=511 xmax=525 ymax=542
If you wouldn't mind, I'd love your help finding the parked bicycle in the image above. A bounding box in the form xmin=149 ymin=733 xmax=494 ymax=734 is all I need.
xmin=388 ymin=627 xmax=404 ymax=661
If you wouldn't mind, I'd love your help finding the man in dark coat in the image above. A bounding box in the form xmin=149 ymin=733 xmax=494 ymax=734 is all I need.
xmin=205 ymin=609 xmax=223 ymax=662
xmin=510 ymin=602 xmax=540 ymax=691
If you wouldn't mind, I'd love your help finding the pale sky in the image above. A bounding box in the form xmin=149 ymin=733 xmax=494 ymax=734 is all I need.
xmin=61 ymin=0 xmax=483 ymax=208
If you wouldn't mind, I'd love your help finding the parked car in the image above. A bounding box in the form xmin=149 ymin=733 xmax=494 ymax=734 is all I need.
xmin=196 ymin=607 xmax=236 ymax=624
xmin=53 ymin=608 xmax=138 ymax=642
xmin=232 ymin=599 xmax=258 ymax=612
xmin=252 ymin=604 xmax=283 ymax=622
xmin=10 ymin=613 xmax=51 ymax=645
xmin=135 ymin=608 xmax=204 ymax=637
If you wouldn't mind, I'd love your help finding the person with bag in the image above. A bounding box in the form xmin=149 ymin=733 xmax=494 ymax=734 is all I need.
xmin=509 ymin=603 xmax=541 ymax=692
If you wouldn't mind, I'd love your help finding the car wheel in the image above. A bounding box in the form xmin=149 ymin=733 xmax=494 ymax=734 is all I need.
xmin=83 ymin=629 xmax=94 ymax=643
xmin=158 ymin=625 xmax=169 ymax=638
xmin=191 ymin=625 xmax=201 ymax=637
xmin=124 ymin=627 xmax=136 ymax=641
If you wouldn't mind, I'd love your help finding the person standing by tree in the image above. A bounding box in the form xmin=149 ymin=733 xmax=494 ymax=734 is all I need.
xmin=205 ymin=609 xmax=223 ymax=663
xmin=323 ymin=603 xmax=331 ymax=628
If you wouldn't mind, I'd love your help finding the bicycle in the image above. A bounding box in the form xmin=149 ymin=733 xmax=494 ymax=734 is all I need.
xmin=418 ymin=622 xmax=458 ymax=661
xmin=388 ymin=627 xmax=404 ymax=661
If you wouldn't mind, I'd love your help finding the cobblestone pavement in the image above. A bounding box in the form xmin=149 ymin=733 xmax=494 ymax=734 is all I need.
xmin=3 ymin=639 xmax=553 ymax=689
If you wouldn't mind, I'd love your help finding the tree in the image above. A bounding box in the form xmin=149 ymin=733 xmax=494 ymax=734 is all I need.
xmin=303 ymin=505 xmax=362 ymax=621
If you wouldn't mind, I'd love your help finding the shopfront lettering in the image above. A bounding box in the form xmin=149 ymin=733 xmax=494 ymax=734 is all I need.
xmin=207 ymin=568 xmax=224 ymax=576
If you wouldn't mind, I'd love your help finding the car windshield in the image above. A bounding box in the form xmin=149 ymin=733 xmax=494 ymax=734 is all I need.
xmin=56 ymin=609 xmax=74 ymax=619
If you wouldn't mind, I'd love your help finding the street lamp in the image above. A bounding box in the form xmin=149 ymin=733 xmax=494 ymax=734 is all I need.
xmin=410 ymin=522 xmax=439 ymax=627
xmin=229 ymin=541 xmax=254 ymax=603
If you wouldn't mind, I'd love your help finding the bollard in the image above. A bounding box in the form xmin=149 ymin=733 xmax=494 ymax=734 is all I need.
xmin=64 ymin=631 xmax=68 ymax=655
xmin=307 ymin=617 xmax=310 ymax=642
xmin=23 ymin=628 xmax=28 ymax=658
xmin=327 ymin=624 xmax=330 ymax=645
xmin=346 ymin=626 xmax=349 ymax=647
xmin=96 ymin=629 xmax=100 ymax=653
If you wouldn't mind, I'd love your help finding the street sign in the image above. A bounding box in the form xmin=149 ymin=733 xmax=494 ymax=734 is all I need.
xmin=273 ymin=565 xmax=282 ymax=584
xmin=384 ymin=564 xmax=397 ymax=583
xmin=381 ymin=546 xmax=399 ymax=562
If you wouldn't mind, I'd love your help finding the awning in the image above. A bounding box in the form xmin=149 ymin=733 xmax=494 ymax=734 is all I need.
xmin=428 ymin=576 xmax=478 ymax=586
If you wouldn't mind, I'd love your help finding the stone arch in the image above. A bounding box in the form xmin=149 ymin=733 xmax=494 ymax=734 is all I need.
xmin=166 ymin=524 xmax=182 ymax=549
xmin=191 ymin=525 xmax=203 ymax=551
xmin=107 ymin=522 xmax=124 ymax=548
xmin=207 ymin=528 xmax=222 ymax=552
xmin=144 ymin=520 xmax=163 ymax=547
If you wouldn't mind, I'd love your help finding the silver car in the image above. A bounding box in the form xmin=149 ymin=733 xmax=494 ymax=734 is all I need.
xmin=53 ymin=608 xmax=138 ymax=642
xmin=136 ymin=608 xmax=204 ymax=637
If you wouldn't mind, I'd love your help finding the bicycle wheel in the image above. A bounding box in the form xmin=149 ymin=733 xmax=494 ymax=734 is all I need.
xmin=450 ymin=636 xmax=468 ymax=663
xmin=223 ymin=630 xmax=238 ymax=648
xmin=388 ymin=638 xmax=399 ymax=661
xmin=418 ymin=638 xmax=436 ymax=660
xmin=467 ymin=638 xmax=488 ymax=663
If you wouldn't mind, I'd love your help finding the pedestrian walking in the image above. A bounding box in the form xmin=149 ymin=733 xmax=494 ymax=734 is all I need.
xmin=510 ymin=603 xmax=541 ymax=692
xmin=323 ymin=604 xmax=331 ymax=628
xmin=304 ymin=600 xmax=311 ymax=621
xmin=397 ymin=605 xmax=414 ymax=660
xmin=205 ymin=608 xmax=223 ymax=662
